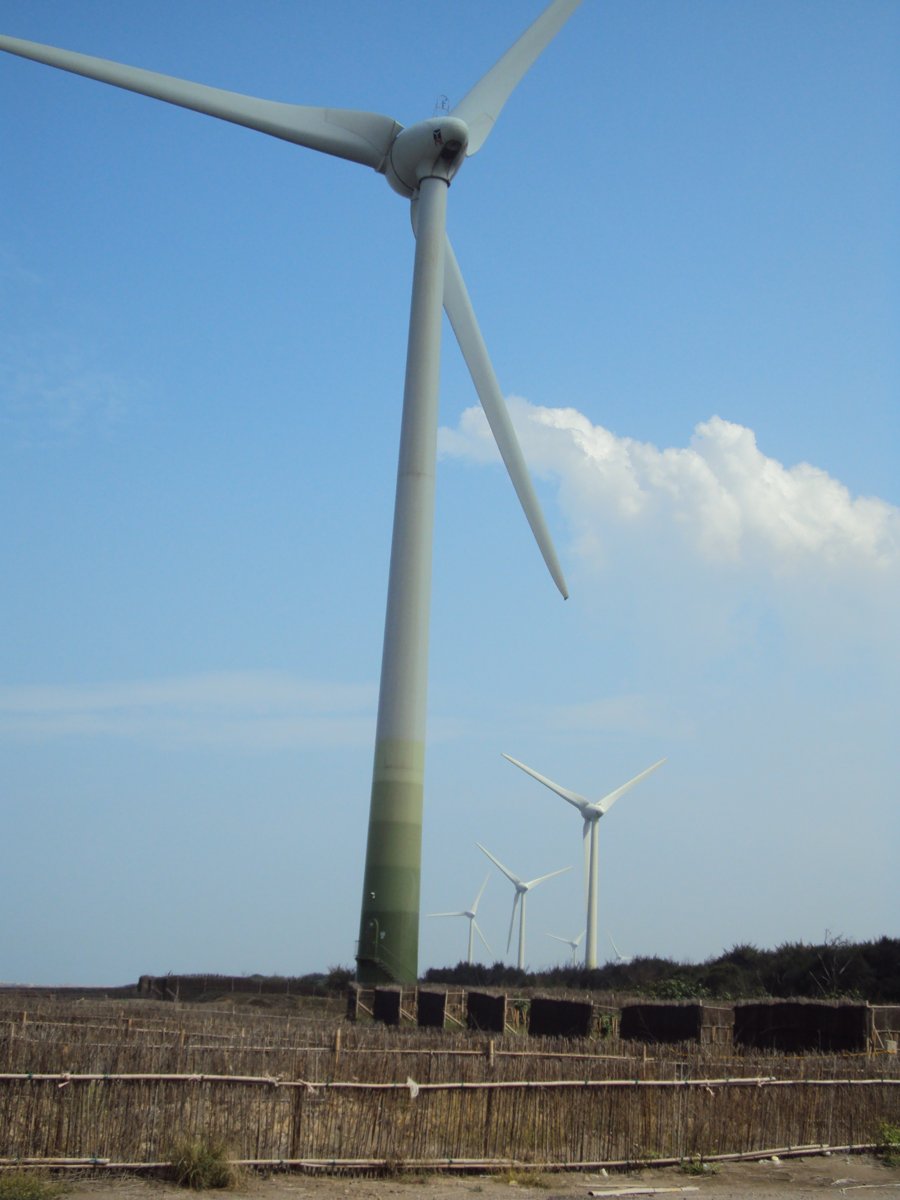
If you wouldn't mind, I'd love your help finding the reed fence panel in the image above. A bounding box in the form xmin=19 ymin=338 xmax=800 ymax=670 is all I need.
xmin=5 ymin=1006 xmax=898 ymax=1085
xmin=1 ymin=1074 xmax=897 ymax=1167
xmin=2 ymin=997 xmax=899 ymax=1170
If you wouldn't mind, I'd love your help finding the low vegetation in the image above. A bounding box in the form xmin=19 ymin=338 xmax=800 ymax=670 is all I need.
xmin=876 ymin=1121 xmax=900 ymax=1168
xmin=679 ymin=1155 xmax=719 ymax=1176
xmin=490 ymin=1169 xmax=549 ymax=1188
xmin=423 ymin=935 xmax=900 ymax=1002
xmin=0 ymin=1176 xmax=63 ymax=1200
xmin=167 ymin=1138 xmax=235 ymax=1190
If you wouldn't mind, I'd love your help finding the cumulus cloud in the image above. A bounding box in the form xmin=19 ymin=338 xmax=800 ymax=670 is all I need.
xmin=440 ymin=401 xmax=900 ymax=577
xmin=0 ymin=672 xmax=377 ymax=749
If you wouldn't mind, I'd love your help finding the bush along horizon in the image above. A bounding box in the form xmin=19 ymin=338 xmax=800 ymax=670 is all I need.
xmin=420 ymin=935 xmax=900 ymax=1003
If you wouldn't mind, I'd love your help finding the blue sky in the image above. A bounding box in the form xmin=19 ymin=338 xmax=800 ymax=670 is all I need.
xmin=1 ymin=0 xmax=897 ymax=985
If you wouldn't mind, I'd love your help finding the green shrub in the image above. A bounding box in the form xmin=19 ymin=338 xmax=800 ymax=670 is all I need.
xmin=679 ymin=1155 xmax=718 ymax=1176
xmin=0 ymin=1174 xmax=63 ymax=1200
xmin=167 ymin=1139 xmax=235 ymax=1190
xmin=490 ymin=1169 xmax=549 ymax=1188
xmin=876 ymin=1120 xmax=900 ymax=1167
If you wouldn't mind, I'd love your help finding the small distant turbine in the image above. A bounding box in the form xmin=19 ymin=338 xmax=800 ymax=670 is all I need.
xmin=609 ymin=934 xmax=630 ymax=965
xmin=503 ymin=754 xmax=666 ymax=970
xmin=546 ymin=930 xmax=585 ymax=965
xmin=428 ymin=875 xmax=491 ymax=965
xmin=477 ymin=843 xmax=571 ymax=971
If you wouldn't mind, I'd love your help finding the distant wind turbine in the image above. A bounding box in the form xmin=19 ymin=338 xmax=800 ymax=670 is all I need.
xmin=428 ymin=875 xmax=491 ymax=966
xmin=609 ymin=934 xmax=630 ymax=965
xmin=0 ymin=1 xmax=582 ymax=985
xmin=477 ymin=843 xmax=571 ymax=971
xmin=546 ymin=930 xmax=585 ymax=965
xmin=503 ymin=755 xmax=666 ymax=970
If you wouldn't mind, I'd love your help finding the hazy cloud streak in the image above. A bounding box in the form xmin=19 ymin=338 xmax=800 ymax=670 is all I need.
xmin=0 ymin=671 xmax=377 ymax=749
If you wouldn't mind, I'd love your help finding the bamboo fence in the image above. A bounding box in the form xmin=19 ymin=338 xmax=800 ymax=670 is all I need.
xmin=1 ymin=997 xmax=898 ymax=1172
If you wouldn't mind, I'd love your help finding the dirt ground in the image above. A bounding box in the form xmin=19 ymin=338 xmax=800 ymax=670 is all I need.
xmin=60 ymin=1155 xmax=900 ymax=1200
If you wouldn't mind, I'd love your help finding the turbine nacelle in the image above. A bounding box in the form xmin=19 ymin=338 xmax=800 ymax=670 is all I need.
xmin=385 ymin=116 xmax=469 ymax=197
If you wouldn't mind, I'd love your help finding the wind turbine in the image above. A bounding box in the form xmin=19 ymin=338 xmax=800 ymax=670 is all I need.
xmin=1 ymin=3 xmax=581 ymax=985
xmin=503 ymin=755 xmax=666 ymax=970
xmin=477 ymin=842 xmax=571 ymax=971
xmin=609 ymin=934 xmax=631 ymax=965
xmin=428 ymin=874 xmax=491 ymax=966
xmin=546 ymin=930 xmax=585 ymax=965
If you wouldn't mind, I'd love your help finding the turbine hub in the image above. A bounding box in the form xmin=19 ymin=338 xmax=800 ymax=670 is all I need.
xmin=385 ymin=117 xmax=468 ymax=198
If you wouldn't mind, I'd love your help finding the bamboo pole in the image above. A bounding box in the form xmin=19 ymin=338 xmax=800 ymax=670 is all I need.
xmin=0 ymin=1143 xmax=883 ymax=1174
xmin=1 ymin=1072 xmax=897 ymax=1091
xmin=0 ymin=1159 xmax=111 ymax=1167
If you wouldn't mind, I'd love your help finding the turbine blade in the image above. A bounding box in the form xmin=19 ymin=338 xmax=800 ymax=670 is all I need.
xmin=507 ymin=893 xmax=520 ymax=953
xmin=503 ymin=753 xmax=588 ymax=811
xmin=598 ymin=758 xmax=667 ymax=814
xmin=473 ymin=921 xmax=492 ymax=955
xmin=524 ymin=864 xmax=572 ymax=890
xmin=0 ymin=35 xmax=400 ymax=169
xmin=443 ymin=240 xmax=568 ymax=598
xmin=450 ymin=0 xmax=582 ymax=156
xmin=427 ymin=911 xmax=466 ymax=918
xmin=477 ymin=842 xmax=523 ymax=888
xmin=471 ymin=873 xmax=491 ymax=915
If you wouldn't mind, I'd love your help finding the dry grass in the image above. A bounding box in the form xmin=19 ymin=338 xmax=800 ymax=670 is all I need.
xmin=167 ymin=1138 xmax=236 ymax=1189
xmin=489 ymin=1169 xmax=549 ymax=1188
xmin=0 ymin=1175 xmax=64 ymax=1200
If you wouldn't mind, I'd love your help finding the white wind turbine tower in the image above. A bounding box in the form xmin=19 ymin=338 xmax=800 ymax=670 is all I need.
xmin=428 ymin=875 xmax=492 ymax=966
xmin=477 ymin=843 xmax=571 ymax=971
xmin=503 ymin=755 xmax=666 ymax=971
xmin=1 ymin=2 xmax=582 ymax=985
xmin=546 ymin=930 xmax=585 ymax=965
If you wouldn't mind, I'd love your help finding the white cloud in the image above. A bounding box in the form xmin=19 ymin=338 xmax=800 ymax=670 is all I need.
xmin=440 ymin=402 xmax=900 ymax=577
xmin=0 ymin=672 xmax=377 ymax=749
xmin=0 ymin=332 xmax=134 ymax=444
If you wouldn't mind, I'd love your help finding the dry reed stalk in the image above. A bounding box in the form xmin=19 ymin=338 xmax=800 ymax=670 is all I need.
xmin=2 ymin=995 xmax=899 ymax=1170
xmin=1 ymin=1068 xmax=895 ymax=1165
